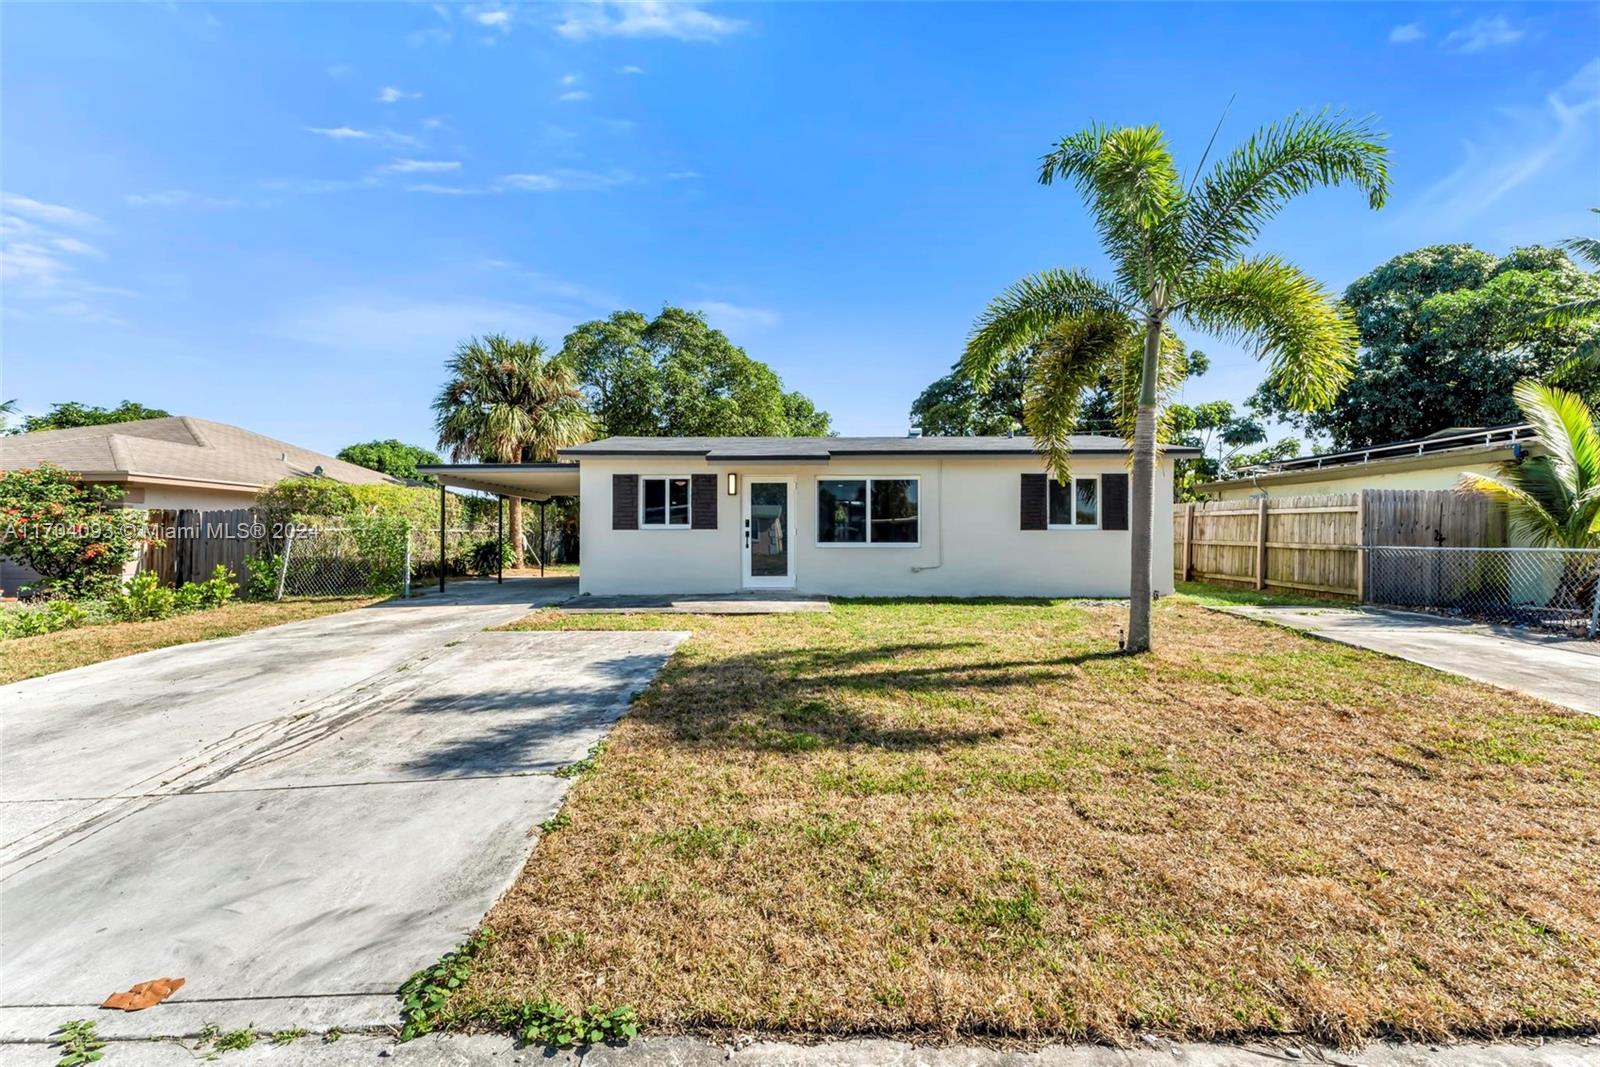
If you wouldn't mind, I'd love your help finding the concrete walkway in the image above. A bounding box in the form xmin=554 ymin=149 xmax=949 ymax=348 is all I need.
xmin=0 ymin=578 xmax=685 ymax=1041
xmin=7 ymin=1032 xmax=1599 ymax=1066
xmin=1223 ymin=605 xmax=1599 ymax=715
xmin=561 ymin=591 xmax=832 ymax=614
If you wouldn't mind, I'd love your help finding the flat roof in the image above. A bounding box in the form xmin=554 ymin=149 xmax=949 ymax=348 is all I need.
xmin=560 ymin=434 xmax=1200 ymax=460
xmin=1198 ymin=423 xmax=1537 ymax=492
xmin=414 ymin=463 xmax=580 ymax=500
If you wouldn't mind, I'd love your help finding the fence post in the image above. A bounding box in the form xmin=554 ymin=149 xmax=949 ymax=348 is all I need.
xmin=1589 ymin=565 xmax=1599 ymax=639
xmin=1255 ymin=497 xmax=1269 ymax=591
xmin=274 ymin=526 xmax=295 ymax=601
xmin=1355 ymin=490 xmax=1368 ymax=604
xmin=403 ymin=525 xmax=412 ymax=599
xmin=1182 ymin=502 xmax=1195 ymax=582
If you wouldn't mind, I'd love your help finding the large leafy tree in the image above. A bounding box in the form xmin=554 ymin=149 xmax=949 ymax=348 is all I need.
xmin=1533 ymin=208 xmax=1600 ymax=382
xmin=560 ymin=307 xmax=831 ymax=437
xmin=1253 ymin=243 xmax=1600 ymax=447
xmin=336 ymin=439 xmax=441 ymax=483
xmin=433 ymin=335 xmax=593 ymax=564
xmin=15 ymin=400 xmax=171 ymax=435
xmin=962 ymin=114 xmax=1388 ymax=652
xmin=1459 ymin=380 xmax=1600 ymax=550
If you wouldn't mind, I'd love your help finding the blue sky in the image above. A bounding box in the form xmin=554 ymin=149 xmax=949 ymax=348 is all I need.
xmin=3 ymin=2 xmax=1597 ymax=455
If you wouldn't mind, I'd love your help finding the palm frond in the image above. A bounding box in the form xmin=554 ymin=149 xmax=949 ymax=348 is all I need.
xmin=1561 ymin=209 xmax=1600 ymax=271
xmin=961 ymin=270 xmax=1127 ymax=388
xmin=1513 ymin=380 xmax=1600 ymax=498
xmin=1183 ymin=111 xmax=1389 ymax=266
xmin=1041 ymin=125 xmax=1186 ymax=298
xmin=1179 ymin=255 xmax=1357 ymax=410
xmin=1023 ymin=313 xmax=1139 ymax=481
xmin=1456 ymin=472 xmax=1566 ymax=548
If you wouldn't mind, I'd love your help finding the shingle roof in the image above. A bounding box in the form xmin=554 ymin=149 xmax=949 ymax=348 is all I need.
xmin=560 ymin=435 xmax=1199 ymax=460
xmin=0 ymin=417 xmax=404 ymax=489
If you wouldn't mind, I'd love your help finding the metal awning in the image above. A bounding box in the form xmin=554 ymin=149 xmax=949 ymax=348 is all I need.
xmin=415 ymin=463 xmax=580 ymax=501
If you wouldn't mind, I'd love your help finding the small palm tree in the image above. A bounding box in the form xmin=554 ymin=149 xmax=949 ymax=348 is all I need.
xmin=963 ymin=115 xmax=1389 ymax=651
xmin=1458 ymin=380 xmax=1600 ymax=549
xmin=433 ymin=334 xmax=593 ymax=565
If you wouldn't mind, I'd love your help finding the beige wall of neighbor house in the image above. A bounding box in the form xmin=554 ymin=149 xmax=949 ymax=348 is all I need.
xmin=1206 ymin=460 xmax=1505 ymax=500
xmin=578 ymin=454 xmax=1175 ymax=599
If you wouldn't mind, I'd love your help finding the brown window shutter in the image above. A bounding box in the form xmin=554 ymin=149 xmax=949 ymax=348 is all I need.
xmin=1101 ymin=472 xmax=1129 ymax=530
xmin=612 ymin=474 xmax=639 ymax=530
xmin=1020 ymin=473 xmax=1047 ymax=530
xmin=690 ymin=474 xmax=717 ymax=529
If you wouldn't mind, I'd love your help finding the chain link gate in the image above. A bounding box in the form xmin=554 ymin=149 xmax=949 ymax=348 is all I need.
xmin=1367 ymin=546 xmax=1600 ymax=638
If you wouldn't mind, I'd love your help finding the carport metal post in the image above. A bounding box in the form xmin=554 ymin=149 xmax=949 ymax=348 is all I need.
xmin=497 ymin=495 xmax=504 ymax=584
xmin=539 ymin=501 xmax=547 ymax=578
xmin=438 ymin=483 xmax=446 ymax=594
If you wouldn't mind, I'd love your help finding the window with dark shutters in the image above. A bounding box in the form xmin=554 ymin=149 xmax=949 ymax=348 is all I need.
xmin=691 ymin=474 xmax=717 ymax=529
xmin=1100 ymin=472 xmax=1129 ymax=530
xmin=1020 ymin=473 xmax=1047 ymax=530
xmin=612 ymin=474 xmax=639 ymax=530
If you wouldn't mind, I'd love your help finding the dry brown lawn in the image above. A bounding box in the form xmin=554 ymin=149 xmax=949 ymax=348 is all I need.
xmin=468 ymin=597 xmax=1600 ymax=1047
xmin=0 ymin=597 xmax=375 ymax=685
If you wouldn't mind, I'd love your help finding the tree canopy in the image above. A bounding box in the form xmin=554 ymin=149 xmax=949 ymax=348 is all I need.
xmin=14 ymin=400 xmax=171 ymax=434
xmin=1252 ymin=243 xmax=1600 ymax=448
xmin=559 ymin=307 xmax=831 ymax=437
xmin=336 ymin=439 xmax=441 ymax=482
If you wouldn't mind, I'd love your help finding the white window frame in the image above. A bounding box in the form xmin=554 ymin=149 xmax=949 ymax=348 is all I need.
xmin=639 ymin=474 xmax=693 ymax=530
xmin=815 ymin=475 xmax=922 ymax=548
xmin=1047 ymin=475 xmax=1101 ymax=530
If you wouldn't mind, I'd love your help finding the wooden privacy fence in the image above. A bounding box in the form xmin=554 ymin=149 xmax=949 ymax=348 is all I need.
xmin=1174 ymin=490 xmax=1505 ymax=599
xmin=139 ymin=509 xmax=264 ymax=590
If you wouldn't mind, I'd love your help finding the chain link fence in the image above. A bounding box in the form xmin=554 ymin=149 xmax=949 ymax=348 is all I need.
xmin=272 ymin=518 xmax=412 ymax=599
xmin=1367 ymin=546 xmax=1600 ymax=638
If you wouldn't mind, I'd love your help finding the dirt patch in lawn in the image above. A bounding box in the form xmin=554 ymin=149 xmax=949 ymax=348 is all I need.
xmin=468 ymin=599 xmax=1600 ymax=1047
xmin=0 ymin=597 xmax=376 ymax=685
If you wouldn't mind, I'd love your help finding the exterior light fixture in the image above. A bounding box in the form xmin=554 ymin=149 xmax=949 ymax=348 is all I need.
xmin=726 ymin=472 xmax=738 ymax=495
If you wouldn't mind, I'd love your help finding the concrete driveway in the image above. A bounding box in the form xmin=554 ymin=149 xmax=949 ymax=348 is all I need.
xmin=1224 ymin=605 xmax=1599 ymax=715
xmin=0 ymin=579 xmax=685 ymax=1041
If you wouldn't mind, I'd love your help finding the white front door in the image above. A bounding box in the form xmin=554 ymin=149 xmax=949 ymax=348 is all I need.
xmin=742 ymin=478 xmax=796 ymax=589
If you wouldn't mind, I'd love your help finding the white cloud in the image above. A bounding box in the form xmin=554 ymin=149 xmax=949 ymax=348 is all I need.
xmin=619 ymin=64 xmax=646 ymax=74
xmin=381 ymin=159 xmax=461 ymax=174
xmin=474 ymin=8 xmax=512 ymax=29
xmin=421 ymin=117 xmax=447 ymax=130
xmin=555 ymin=1 xmax=742 ymax=42
xmin=1387 ymin=23 xmax=1424 ymax=45
xmin=1443 ymin=16 xmax=1523 ymax=53
xmin=406 ymin=184 xmax=485 ymax=196
xmin=665 ymin=170 xmax=700 ymax=180
xmin=1404 ymin=58 xmax=1600 ymax=231
xmin=496 ymin=168 xmax=632 ymax=192
xmin=378 ymin=85 xmax=422 ymax=103
xmin=1 ymin=193 xmax=100 ymax=228
xmin=698 ymin=300 xmax=779 ymax=331
xmin=560 ymin=72 xmax=581 ymax=86
xmin=124 ymin=189 xmax=191 ymax=207
xmin=49 ymin=236 xmax=105 ymax=259
xmin=327 ymin=63 xmax=356 ymax=79
xmin=559 ymin=90 xmax=591 ymax=102
xmin=307 ymin=125 xmax=373 ymax=140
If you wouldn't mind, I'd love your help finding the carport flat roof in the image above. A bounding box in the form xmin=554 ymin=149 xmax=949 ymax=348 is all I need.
xmin=415 ymin=463 xmax=580 ymax=500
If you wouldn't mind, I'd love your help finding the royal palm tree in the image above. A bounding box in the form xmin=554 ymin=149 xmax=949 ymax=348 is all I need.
xmin=1458 ymin=380 xmax=1600 ymax=549
xmin=962 ymin=115 xmax=1389 ymax=651
xmin=433 ymin=334 xmax=593 ymax=565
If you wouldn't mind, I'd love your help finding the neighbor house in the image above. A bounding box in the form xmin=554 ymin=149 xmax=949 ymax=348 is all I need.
xmin=1 ymin=416 xmax=401 ymax=593
xmin=423 ymin=435 xmax=1195 ymax=598
xmin=1197 ymin=423 xmax=1538 ymax=501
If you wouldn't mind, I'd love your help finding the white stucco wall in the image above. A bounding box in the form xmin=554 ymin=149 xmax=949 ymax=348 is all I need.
xmin=577 ymin=455 xmax=1175 ymax=599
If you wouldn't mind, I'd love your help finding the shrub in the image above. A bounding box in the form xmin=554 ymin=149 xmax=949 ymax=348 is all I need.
xmin=0 ymin=465 xmax=146 ymax=597
xmin=0 ymin=599 xmax=104 ymax=639
xmin=245 ymin=556 xmax=281 ymax=600
xmin=111 ymin=571 xmax=177 ymax=621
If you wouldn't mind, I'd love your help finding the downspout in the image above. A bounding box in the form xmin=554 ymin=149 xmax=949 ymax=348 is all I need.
xmin=911 ymin=460 xmax=944 ymax=574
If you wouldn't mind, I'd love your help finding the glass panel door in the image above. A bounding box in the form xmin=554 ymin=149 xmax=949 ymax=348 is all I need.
xmin=744 ymin=480 xmax=794 ymax=587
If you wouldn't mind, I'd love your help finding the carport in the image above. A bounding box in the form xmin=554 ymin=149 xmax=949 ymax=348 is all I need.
xmin=415 ymin=463 xmax=580 ymax=591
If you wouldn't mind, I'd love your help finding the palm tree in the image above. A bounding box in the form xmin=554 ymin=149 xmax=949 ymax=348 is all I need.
xmin=962 ymin=115 xmax=1389 ymax=651
xmin=433 ymin=334 xmax=593 ymax=565
xmin=1458 ymin=380 xmax=1600 ymax=549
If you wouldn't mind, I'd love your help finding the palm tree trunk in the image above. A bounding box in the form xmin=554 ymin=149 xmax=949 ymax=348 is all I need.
xmin=1125 ymin=314 xmax=1164 ymax=654
xmin=507 ymin=496 xmax=525 ymax=567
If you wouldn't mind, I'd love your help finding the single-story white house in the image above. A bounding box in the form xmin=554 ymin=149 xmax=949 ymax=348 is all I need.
xmin=422 ymin=435 xmax=1195 ymax=599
